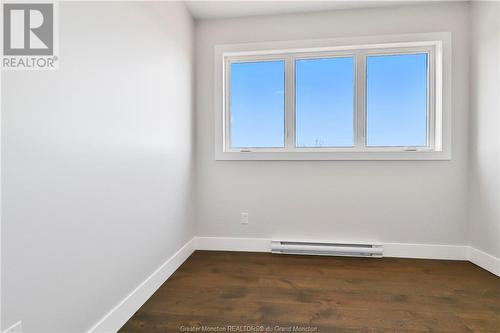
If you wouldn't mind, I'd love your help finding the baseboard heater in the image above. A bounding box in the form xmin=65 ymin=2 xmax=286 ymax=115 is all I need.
xmin=271 ymin=241 xmax=383 ymax=258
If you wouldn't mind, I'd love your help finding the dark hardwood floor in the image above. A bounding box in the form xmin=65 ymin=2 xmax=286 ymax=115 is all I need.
xmin=119 ymin=251 xmax=500 ymax=333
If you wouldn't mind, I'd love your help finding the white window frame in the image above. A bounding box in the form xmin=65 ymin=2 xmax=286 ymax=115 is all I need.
xmin=214 ymin=32 xmax=451 ymax=161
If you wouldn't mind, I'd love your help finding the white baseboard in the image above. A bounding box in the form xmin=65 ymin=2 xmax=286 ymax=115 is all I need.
xmin=196 ymin=237 xmax=468 ymax=260
xmin=87 ymin=238 xmax=196 ymax=333
xmin=384 ymin=242 xmax=467 ymax=260
xmin=467 ymin=246 xmax=500 ymax=277
xmin=2 ymin=321 xmax=22 ymax=333
xmin=196 ymin=236 xmax=271 ymax=252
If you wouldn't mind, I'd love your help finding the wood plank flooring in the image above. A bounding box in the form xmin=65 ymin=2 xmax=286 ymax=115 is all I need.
xmin=119 ymin=251 xmax=500 ymax=333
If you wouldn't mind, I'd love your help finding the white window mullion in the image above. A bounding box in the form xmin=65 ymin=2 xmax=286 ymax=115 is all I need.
xmin=224 ymin=58 xmax=232 ymax=152
xmin=427 ymin=50 xmax=436 ymax=150
xmin=354 ymin=53 xmax=367 ymax=148
xmin=284 ymin=55 xmax=296 ymax=151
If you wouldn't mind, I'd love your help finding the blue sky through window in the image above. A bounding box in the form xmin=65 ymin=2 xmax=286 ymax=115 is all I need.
xmin=296 ymin=57 xmax=354 ymax=147
xmin=366 ymin=53 xmax=428 ymax=147
xmin=230 ymin=53 xmax=428 ymax=149
xmin=230 ymin=61 xmax=285 ymax=148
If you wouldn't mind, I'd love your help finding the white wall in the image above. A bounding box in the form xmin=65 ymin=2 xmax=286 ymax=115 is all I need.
xmin=1 ymin=2 xmax=195 ymax=332
xmin=4 ymin=1 xmax=498 ymax=331
xmin=469 ymin=1 xmax=500 ymax=258
xmin=195 ymin=3 xmax=470 ymax=245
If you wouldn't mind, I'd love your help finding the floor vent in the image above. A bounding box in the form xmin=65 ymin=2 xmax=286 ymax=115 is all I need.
xmin=271 ymin=241 xmax=383 ymax=258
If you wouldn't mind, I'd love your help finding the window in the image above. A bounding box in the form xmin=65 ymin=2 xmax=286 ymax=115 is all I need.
xmin=216 ymin=34 xmax=449 ymax=160
xmin=296 ymin=57 xmax=355 ymax=148
xmin=230 ymin=61 xmax=285 ymax=148
xmin=366 ymin=53 xmax=428 ymax=147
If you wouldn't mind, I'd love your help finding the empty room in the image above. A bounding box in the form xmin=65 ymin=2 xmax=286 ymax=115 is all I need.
xmin=2 ymin=0 xmax=500 ymax=332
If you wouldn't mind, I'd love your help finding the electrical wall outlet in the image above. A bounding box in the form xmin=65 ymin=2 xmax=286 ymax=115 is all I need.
xmin=240 ymin=212 xmax=249 ymax=224
xmin=4 ymin=321 xmax=22 ymax=333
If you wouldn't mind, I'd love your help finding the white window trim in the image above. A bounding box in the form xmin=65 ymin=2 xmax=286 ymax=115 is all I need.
xmin=214 ymin=32 xmax=451 ymax=161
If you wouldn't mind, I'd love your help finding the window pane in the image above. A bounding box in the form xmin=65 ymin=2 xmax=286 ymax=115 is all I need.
xmin=296 ymin=57 xmax=355 ymax=147
xmin=366 ymin=53 xmax=428 ymax=147
xmin=230 ymin=60 xmax=285 ymax=148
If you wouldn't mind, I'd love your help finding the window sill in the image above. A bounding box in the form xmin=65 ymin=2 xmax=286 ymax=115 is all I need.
xmin=215 ymin=150 xmax=451 ymax=161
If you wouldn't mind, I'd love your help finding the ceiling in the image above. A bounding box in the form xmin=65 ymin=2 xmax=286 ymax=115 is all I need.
xmin=185 ymin=0 xmax=463 ymax=20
